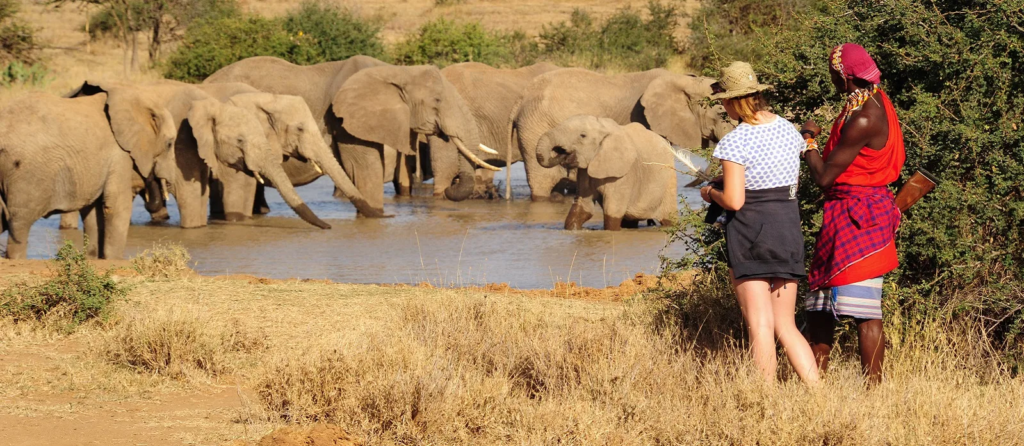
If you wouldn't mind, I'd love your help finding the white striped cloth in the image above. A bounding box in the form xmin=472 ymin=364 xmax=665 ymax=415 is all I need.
xmin=805 ymin=277 xmax=884 ymax=320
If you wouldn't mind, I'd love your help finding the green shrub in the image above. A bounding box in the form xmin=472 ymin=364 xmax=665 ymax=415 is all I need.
xmin=683 ymin=0 xmax=819 ymax=73
xmin=0 ymin=0 xmax=39 ymax=68
xmin=392 ymin=18 xmax=516 ymax=68
xmin=538 ymin=1 xmax=682 ymax=71
xmin=163 ymin=15 xmax=294 ymax=82
xmin=280 ymin=1 xmax=385 ymax=65
xmin=1 ymin=241 xmax=128 ymax=329
xmin=0 ymin=60 xmax=49 ymax=86
xmin=665 ymin=0 xmax=1024 ymax=361
xmin=164 ymin=2 xmax=385 ymax=82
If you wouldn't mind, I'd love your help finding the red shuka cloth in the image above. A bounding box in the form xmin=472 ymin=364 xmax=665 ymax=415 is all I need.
xmin=814 ymin=90 xmax=906 ymax=288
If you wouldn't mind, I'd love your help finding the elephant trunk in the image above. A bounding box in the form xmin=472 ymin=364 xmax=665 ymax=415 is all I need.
xmin=314 ymin=151 xmax=386 ymax=218
xmin=262 ymin=164 xmax=331 ymax=229
xmin=536 ymin=134 xmax=570 ymax=169
xmin=143 ymin=177 xmax=166 ymax=214
xmin=444 ymin=142 xmax=475 ymax=202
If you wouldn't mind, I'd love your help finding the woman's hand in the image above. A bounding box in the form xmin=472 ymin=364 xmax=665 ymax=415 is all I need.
xmin=801 ymin=120 xmax=822 ymax=138
xmin=701 ymin=185 xmax=715 ymax=203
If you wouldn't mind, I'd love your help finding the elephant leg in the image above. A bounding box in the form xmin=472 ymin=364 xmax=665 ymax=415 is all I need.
xmin=217 ymin=167 xmax=257 ymax=222
xmin=99 ymin=160 xmax=133 ymax=259
xmin=394 ymin=153 xmax=412 ymax=197
xmin=254 ymin=184 xmax=270 ymax=215
xmin=340 ymin=143 xmax=386 ymax=216
xmin=4 ymin=214 xmax=33 ymax=260
xmin=80 ymin=204 xmax=100 ymax=258
xmin=603 ymin=216 xmax=623 ymax=231
xmin=59 ymin=212 xmax=78 ymax=230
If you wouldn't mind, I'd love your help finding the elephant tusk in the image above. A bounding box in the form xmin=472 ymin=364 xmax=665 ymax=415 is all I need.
xmin=478 ymin=144 xmax=499 ymax=155
xmin=453 ymin=138 xmax=501 ymax=171
xmin=254 ymin=172 xmax=265 ymax=185
xmin=312 ymin=160 xmax=323 ymax=175
xmin=160 ymin=179 xmax=169 ymax=201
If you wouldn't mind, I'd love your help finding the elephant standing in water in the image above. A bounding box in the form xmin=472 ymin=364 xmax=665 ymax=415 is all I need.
xmin=508 ymin=68 xmax=735 ymax=200
xmin=68 ymin=80 xmax=331 ymax=230
xmin=204 ymin=56 xmax=499 ymax=215
xmin=536 ymin=116 xmax=679 ymax=230
xmin=0 ymin=90 xmax=177 ymax=259
xmin=427 ymin=62 xmax=561 ymax=199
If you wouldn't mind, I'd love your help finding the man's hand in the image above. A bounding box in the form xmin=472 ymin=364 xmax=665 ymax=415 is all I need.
xmin=802 ymin=120 xmax=822 ymax=137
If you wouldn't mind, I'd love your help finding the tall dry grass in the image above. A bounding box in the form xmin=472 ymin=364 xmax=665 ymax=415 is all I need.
xmin=250 ymin=294 xmax=1024 ymax=445
xmin=131 ymin=241 xmax=193 ymax=279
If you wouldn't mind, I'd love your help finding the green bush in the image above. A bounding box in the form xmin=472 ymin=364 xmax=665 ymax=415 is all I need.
xmin=1 ymin=241 xmax=128 ymax=329
xmin=280 ymin=1 xmax=385 ymax=65
xmin=538 ymin=1 xmax=682 ymax=71
xmin=683 ymin=0 xmax=818 ymax=73
xmin=392 ymin=18 xmax=517 ymax=67
xmin=0 ymin=60 xmax=50 ymax=87
xmin=164 ymin=1 xmax=385 ymax=82
xmin=666 ymin=0 xmax=1024 ymax=360
xmin=0 ymin=0 xmax=39 ymax=67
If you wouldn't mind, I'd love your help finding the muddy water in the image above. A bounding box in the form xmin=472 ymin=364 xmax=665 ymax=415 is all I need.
xmin=8 ymin=163 xmax=705 ymax=289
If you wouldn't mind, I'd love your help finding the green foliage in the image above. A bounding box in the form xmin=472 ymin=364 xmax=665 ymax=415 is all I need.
xmin=666 ymin=0 xmax=1024 ymax=359
xmin=1 ymin=241 xmax=128 ymax=329
xmin=280 ymin=1 xmax=385 ymax=65
xmin=392 ymin=18 xmax=518 ymax=67
xmin=0 ymin=60 xmax=50 ymax=87
xmin=164 ymin=1 xmax=385 ymax=82
xmin=0 ymin=0 xmax=38 ymax=67
xmin=684 ymin=0 xmax=819 ymax=74
xmin=538 ymin=1 xmax=682 ymax=71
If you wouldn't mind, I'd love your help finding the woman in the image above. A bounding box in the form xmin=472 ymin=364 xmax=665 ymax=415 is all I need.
xmin=701 ymin=62 xmax=819 ymax=385
xmin=800 ymin=43 xmax=905 ymax=384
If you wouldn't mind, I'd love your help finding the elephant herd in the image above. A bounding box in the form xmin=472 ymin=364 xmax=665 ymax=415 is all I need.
xmin=0 ymin=55 xmax=735 ymax=260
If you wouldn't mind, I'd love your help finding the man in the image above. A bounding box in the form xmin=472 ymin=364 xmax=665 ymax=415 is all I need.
xmin=800 ymin=43 xmax=906 ymax=384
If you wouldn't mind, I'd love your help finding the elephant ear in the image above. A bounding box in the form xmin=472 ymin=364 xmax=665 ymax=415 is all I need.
xmin=72 ymin=80 xmax=176 ymax=179
xmin=331 ymin=69 xmax=414 ymax=155
xmin=589 ymin=130 xmax=637 ymax=179
xmin=186 ymin=98 xmax=223 ymax=177
xmin=640 ymin=74 xmax=710 ymax=150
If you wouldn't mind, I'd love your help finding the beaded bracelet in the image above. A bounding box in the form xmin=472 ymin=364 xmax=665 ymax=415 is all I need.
xmin=802 ymin=138 xmax=820 ymax=158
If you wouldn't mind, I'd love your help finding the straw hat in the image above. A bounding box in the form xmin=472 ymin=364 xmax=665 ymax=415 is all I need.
xmin=708 ymin=61 xmax=773 ymax=100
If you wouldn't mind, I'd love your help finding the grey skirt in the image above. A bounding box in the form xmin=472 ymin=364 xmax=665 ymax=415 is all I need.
xmin=724 ymin=185 xmax=806 ymax=280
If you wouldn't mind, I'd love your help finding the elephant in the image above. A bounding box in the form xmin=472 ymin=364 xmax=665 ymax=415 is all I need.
xmin=427 ymin=62 xmax=562 ymax=199
xmin=0 ymin=90 xmax=177 ymax=259
xmin=203 ymin=56 xmax=500 ymax=215
xmin=536 ymin=115 xmax=679 ymax=231
xmin=507 ymin=68 xmax=735 ymax=201
xmin=69 ymin=80 xmax=331 ymax=230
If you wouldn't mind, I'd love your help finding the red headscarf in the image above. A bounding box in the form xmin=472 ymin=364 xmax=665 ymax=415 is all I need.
xmin=830 ymin=43 xmax=882 ymax=84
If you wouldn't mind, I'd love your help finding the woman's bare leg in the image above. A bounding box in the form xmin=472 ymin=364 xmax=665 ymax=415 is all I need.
xmin=770 ymin=278 xmax=820 ymax=384
xmin=733 ymin=273 xmax=777 ymax=384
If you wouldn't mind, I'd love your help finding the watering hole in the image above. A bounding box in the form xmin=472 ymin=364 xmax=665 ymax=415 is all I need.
xmin=8 ymin=163 xmax=705 ymax=289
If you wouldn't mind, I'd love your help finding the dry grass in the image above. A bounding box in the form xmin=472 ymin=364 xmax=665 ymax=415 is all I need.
xmin=2 ymin=271 xmax=1023 ymax=444
xmin=131 ymin=241 xmax=193 ymax=279
xmin=248 ymin=294 xmax=1024 ymax=445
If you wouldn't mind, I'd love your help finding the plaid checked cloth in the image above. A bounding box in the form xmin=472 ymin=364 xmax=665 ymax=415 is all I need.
xmin=808 ymin=185 xmax=900 ymax=291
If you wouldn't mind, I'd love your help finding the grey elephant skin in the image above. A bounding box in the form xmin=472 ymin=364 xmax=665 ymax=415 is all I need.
xmin=509 ymin=68 xmax=735 ymax=200
xmin=70 ymin=80 xmax=331 ymax=230
xmin=203 ymin=56 xmax=498 ymax=215
xmin=427 ymin=62 xmax=561 ymax=199
xmin=537 ymin=116 xmax=679 ymax=231
xmin=0 ymin=91 xmax=176 ymax=259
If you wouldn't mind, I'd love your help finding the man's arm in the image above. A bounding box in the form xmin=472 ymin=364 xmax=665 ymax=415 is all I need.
xmin=804 ymin=115 xmax=875 ymax=189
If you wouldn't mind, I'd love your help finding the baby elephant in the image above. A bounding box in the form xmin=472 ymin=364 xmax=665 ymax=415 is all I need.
xmin=536 ymin=115 xmax=678 ymax=230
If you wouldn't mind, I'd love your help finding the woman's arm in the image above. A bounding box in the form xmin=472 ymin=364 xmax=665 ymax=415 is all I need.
xmin=701 ymin=160 xmax=745 ymax=211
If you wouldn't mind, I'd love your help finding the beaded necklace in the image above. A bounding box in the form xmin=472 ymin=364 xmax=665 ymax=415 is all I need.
xmin=842 ymin=84 xmax=880 ymax=123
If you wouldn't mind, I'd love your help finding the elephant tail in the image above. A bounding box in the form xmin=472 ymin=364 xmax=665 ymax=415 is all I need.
xmin=0 ymin=188 xmax=7 ymax=236
xmin=504 ymin=95 xmax=525 ymax=200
